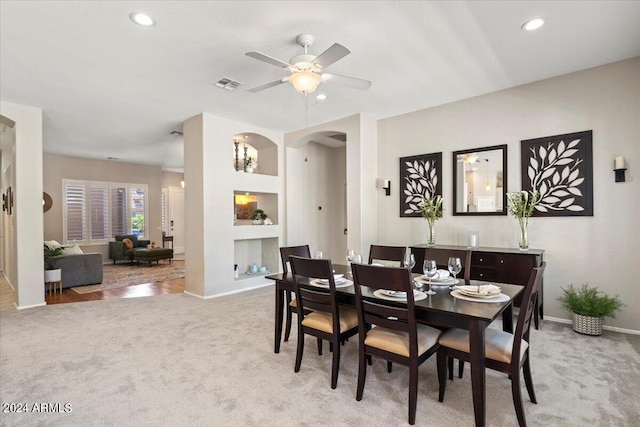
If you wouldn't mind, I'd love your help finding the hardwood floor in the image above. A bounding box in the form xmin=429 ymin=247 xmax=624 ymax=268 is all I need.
xmin=45 ymin=277 xmax=186 ymax=304
xmin=0 ymin=261 xmax=186 ymax=309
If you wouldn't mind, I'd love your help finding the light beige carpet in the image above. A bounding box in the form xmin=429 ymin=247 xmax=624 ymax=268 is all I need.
xmin=0 ymin=288 xmax=638 ymax=426
xmin=71 ymin=262 xmax=185 ymax=294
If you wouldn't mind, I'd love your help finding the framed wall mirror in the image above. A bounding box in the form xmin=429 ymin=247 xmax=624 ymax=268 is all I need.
xmin=452 ymin=144 xmax=507 ymax=216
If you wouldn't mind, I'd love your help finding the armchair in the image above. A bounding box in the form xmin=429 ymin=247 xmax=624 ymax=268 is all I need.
xmin=108 ymin=234 xmax=150 ymax=264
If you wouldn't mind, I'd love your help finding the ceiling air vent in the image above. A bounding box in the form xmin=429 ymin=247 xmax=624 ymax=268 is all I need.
xmin=214 ymin=77 xmax=243 ymax=91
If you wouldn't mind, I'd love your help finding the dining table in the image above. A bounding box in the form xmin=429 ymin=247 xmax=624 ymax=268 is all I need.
xmin=266 ymin=263 xmax=524 ymax=427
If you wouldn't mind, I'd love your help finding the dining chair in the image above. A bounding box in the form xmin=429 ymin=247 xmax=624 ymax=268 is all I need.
xmin=279 ymin=245 xmax=311 ymax=342
xmin=351 ymin=263 xmax=442 ymax=425
xmin=367 ymin=244 xmax=407 ymax=267
xmin=289 ymin=255 xmax=359 ymax=389
xmin=436 ymin=262 xmax=546 ymax=427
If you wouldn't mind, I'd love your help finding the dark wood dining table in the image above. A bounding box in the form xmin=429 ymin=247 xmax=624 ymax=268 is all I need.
xmin=266 ymin=263 xmax=524 ymax=427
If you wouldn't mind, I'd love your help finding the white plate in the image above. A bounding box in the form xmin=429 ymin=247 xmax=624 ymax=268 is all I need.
xmin=309 ymin=279 xmax=353 ymax=289
xmin=450 ymin=290 xmax=510 ymax=303
xmin=373 ymin=289 xmax=427 ymax=302
xmin=381 ymin=289 xmax=421 ymax=298
xmin=455 ymin=285 xmax=501 ymax=297
xmin=318 ymin=275 xmax=345 ymax=285
xmin=415 ymin=276 xmax=459 ymax=286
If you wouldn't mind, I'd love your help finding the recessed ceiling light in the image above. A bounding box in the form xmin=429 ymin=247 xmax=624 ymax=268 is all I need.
xmin=316 ymin=94 xmax=327 ymax=101
xmin=129 ymin=12 xmax=155 ymax=27
xmin=522 ymin=18 xmax=544 ymax=31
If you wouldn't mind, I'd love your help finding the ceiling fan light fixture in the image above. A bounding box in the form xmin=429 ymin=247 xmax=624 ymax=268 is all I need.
xmin=289 ymin=71 xmax=322 ymax=94
xmin=522 ymin=17 xmax=544 ymax=31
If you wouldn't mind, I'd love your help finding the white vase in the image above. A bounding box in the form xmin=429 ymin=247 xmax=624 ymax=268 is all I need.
xmin=252 ymin=219 xmax=263 ymax=225
xmin=44 ymin=269 xmax=61 ymax=282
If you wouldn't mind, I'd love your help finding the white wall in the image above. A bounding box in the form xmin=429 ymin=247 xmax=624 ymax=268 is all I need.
xmin=377 ymin=57 xmax=640 ymax=331
xmin=0 ymin=101 xmax=45 ymax=309
xmin=183 ymin=113 xmax=284 ymax=297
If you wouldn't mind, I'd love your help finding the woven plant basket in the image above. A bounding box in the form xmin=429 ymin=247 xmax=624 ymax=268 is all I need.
xmin=572 ymin=312 xmax=603 ymax=336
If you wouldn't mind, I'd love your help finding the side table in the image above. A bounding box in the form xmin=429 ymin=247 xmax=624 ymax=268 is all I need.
xmin=46 ymin=280 xmax=62 ymax=296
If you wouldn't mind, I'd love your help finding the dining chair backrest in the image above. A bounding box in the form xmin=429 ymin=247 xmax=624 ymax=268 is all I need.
xmin=351 ymin=264 xmax=417 ymax=346
xmin=368 ymin=244 xmax=407 ymax=267
xmin=424 ymin=248 xmax=472 ymax=283
xmin=289 ymin=255 xmax=339 ymax=326
xmin=512 ymin=262 xmax=546 ymax=366
xmin=279 ymin=245 xmax=311 ymax=274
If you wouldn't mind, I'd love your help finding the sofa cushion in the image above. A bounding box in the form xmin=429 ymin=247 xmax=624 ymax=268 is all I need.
xmin=122 ymin=238 xmax=134 ymax=249
xmin=44 ymin=240 xmax=62 ymax=249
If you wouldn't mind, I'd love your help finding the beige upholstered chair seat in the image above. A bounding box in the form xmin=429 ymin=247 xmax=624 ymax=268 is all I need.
xmin=365 ymin=324 xmax=442 ymax=358
xmin=301 ymin=307 xmax=358 ymax=334
xmin=438 ymin=328 xmax=529 ymax=364
xmin=289 ymin=299 xmax=297 ymax=308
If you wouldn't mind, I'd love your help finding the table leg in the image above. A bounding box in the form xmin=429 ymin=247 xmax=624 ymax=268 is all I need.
xmin=274 ymin=281 xmax=284 ymax=354
xmin=470 ymin=320 xmax=488 ymax=427
xmin=502 ymin=303 xmax=514 ymax=333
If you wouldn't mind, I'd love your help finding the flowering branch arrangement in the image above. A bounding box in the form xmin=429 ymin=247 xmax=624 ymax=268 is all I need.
xmin=506 ymin=191 xmax=539 ymax=218
xmin=506 ymin=191 xmax=539 ymax=250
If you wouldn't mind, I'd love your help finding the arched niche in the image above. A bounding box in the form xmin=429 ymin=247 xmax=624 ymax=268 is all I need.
xmin=232 ymin=132 xmax=278 ymax=176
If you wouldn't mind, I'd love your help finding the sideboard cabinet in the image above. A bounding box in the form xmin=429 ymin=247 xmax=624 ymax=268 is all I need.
xmin=410 ymin=245 xmax=545 ymax=327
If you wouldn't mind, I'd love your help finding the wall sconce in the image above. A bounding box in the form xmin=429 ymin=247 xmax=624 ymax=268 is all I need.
xmin=614 ymin=156 xmax=627 ymax=182
xmin=180 ymin=175 xmax=185 ymax=188
xmin=377 ymin=179 xmax=391 ymax=196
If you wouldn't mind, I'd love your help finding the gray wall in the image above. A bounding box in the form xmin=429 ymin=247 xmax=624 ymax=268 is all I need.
xmin=377 ymin=57 xmax=640 ymax=331
xmin=43 ymin=154 xmax=163 ymax=261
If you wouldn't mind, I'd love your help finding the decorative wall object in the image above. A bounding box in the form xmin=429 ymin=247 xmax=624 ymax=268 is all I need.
xmin=521 ymin=130 xmax=593 ymax=216
xmin=400 ymin=152 xmax=442 ymax=217
xmin=6 ymin=187 xmax=13 ymax=215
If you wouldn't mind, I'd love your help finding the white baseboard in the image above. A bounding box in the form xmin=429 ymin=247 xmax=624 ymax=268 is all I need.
xmin=545 ymin=316 xmax=640 ymax=335
xmin=16 ymin=302 xmax=47 ymax=310
xmin=183 ymin=282 xmax=272 ymax=300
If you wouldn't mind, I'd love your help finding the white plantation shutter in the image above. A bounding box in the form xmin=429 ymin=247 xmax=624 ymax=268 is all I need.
xmin=65 ymin=183 xmax=86 ymax=242
xmin=90 ymin=186 xmax=108 ymax=240
xmin=110 ymin=187 xmax=127 ymax=237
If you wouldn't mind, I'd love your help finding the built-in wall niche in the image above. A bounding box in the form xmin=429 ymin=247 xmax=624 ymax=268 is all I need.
xmin=234 ymin=191 xmax=278 ymax=225
xmin=232 ymin=132 xmax=278 ymax=176
xmin=234 ymin=237 xmax=279 ymax=280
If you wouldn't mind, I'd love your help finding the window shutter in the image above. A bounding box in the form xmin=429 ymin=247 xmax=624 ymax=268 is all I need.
xmin=89 ymin=186 xmax=108 ymax=240
xmin=110 ymin=187 xmax=127 ymax=237
xmin=65 ymin=183 xmax=86 ymax=242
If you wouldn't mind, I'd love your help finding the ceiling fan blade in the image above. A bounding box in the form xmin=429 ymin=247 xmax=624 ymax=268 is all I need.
xmin=313 ymin=43 xmax=350 ymax=69
xmin=245 ymin=51 xmax=291 ymax=68
xmin=322 ymin=73 xmax=371 ymax=90
xmin=247 ymin=78 xmax=288 ymax=93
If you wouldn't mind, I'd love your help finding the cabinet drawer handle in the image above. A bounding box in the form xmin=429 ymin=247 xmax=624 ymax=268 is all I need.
xmin=479 ymin=258 xmax=483 ymax=262
xmin=479 ymin=273 xmax=484 ymax=277
xmin=500 ymin=260 xmax=504 ymax=264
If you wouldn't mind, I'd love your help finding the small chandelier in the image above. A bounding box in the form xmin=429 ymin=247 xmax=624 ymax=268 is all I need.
xmin=289 ymin=71 xmax=323 ymax=94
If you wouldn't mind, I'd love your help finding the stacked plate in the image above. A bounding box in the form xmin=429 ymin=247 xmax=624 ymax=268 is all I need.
xmin=318 ymin=274 xmax=346 ymax=285
xmin=380 ymin=289 xmax=421 ymax=298
xmin=455 ymin=284 xmax=501 ymax=298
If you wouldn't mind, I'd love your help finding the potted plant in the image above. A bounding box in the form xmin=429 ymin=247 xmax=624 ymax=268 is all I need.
xmin=44 ymin=244 xmax=64 ymax=282
xmin=418 ymin=195 xmax=442 ymax=247
xmin=251 ymin=209 xmax=267 ymax=225
xmin=244 ymin=157 xmax=257 ymax=173
xmin=558 ymin=284 xmax=624 ymax=336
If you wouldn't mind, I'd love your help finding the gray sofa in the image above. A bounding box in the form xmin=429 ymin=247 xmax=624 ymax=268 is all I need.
xmin=108 ymin=234 xmax=150 ymax=264
xmin=54 ymin=253 xmax=103 ymax=289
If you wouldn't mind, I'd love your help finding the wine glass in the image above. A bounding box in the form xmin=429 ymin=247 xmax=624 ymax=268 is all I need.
xmin=447 ymin=257 xmax=462 ymax=289
xmin=346 ymin=249 xmax=355 ymax=265
xmin=404 ymin=252 xmax=415 ymax=271
xmin=313 ymin=250 xmax=324 ymax=259
xmin=423 ymin=259 xmax=437 ymax=295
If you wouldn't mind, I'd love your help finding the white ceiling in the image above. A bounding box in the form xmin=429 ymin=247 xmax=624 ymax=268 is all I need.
xmin=2 ymin=1 xmax=639 ymax=170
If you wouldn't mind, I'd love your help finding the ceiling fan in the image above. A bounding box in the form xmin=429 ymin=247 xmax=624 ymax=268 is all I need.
xmin=245 ymin=34 xmax=371 ymax=94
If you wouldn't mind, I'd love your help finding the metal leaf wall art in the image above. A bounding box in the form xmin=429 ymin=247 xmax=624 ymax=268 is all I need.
xmin=521 ymin=130 xmax=593 ymax=216
xmin=399 ymin=152 xmax=442 ymax=217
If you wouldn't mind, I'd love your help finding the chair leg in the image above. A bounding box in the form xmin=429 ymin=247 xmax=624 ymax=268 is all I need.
xmin=511 ymin=369 xmax=527 ymax=427
xmin=331 ymin=341 xmax=341 ymax=389
xmin=356 ymin=350 xmax=367 ymax=401
xmin=408 ymin=363 xmax=418 ymax=425
xmin=366 ymin=355 xmax=372 ymax=366
xmin=294 ymin=329 xmax=305 ymax=373
xmin=387 ymin=361 xmax=393 ymax=373
xmin=317 ymin=338 xmax=323 ymax=356
xmin=448 ymin=357 xmax=454 ymax=380
xmin=284 ymin=306 xmax=293 ymax=342
xmin=329 ymin=342 xmax=334 ymax=353
xmin=437 ymin=350 xmax=447 ymax=402
xmin=523 ymin=357 xmax=537 ymax=404
xmin=459 ymin=361 xmax=465 ymax=378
